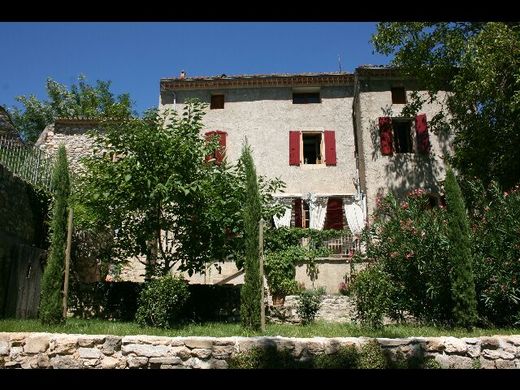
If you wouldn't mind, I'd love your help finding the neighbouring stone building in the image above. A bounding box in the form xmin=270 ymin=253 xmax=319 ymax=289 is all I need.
xmin=34 ymin=66 xmax=451 ymax=291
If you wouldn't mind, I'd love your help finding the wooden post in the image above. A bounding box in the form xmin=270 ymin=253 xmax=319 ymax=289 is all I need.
xmin=259 ymin=218 xmax=266 ymax=332
xmin=62 ymin=207 xmax=73 ymax=319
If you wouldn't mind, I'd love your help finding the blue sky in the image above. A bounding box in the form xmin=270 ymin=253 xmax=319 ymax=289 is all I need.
xmin=0 ymin=22 xmax=390 ymax=115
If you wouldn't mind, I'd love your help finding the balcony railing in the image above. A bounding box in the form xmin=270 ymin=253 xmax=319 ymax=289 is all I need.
xmin=300 ymin=233 xmax=361 ymax=258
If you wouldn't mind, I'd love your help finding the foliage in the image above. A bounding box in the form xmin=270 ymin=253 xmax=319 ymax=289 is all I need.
xmin=264 ymin=247 xmax=300 ymax=298
xmin=445 ymin=168 xmax=477 ymax=329
xmin=352 ymin=191 xmax=452 ymax=326
xmin=228 ymin=346 xmax=307 ymax=369
xmin=75 ymin=101 xmax=284 ymax=280
xmin=263 ymin=227 xmax=340 ymax=297
xmin=10 ymin=75 xmax=134 ymax=143
xmin=372 ymin=22 xmax=520 ymax=191
xmin=39 ymin=145 xmax=70 ymax=325
xmin=296 ymin=288 xmax=325 ymax=325
xmin=351 ymin=265 xmax=395 ymax=329
xmin=135 ymin=275 xmax=190 ymax=328
xmin=469 ymin=181 xmax=520 ymax=326
xmin=313 ymin=345 xmax=359 ymax=368
xmin=240 ymin=144 xmax=262 ymax=331
xmin=358 ymin=340 xmax=388 ymax=369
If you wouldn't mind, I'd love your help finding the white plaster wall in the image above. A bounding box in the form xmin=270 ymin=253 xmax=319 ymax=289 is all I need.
xmin=160 ymin=86 xmax=357 ymax=196
xmin=356 ymin=86 xmax=452 ymax=217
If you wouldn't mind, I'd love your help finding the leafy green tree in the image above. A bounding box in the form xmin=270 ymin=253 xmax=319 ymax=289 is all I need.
xmin=39 ymin=145 xmax=70 ymax=324
xmin=372 ymin=22 xmax=520 ymax=190
xmin=444 ymin=168 xmax=477 ymax=329
xmin=76 ymin=101 xmax=284 ymax=280
xmin=240 ymin=144 xmax=262 ymax=330
xmin=10 ymin=75 xmax=133 ymax=143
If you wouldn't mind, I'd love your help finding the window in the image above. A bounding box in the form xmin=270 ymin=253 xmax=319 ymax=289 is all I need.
xmin=303 ymin=133 xmax=322 ymax=164
xmin=391 ymin=87 xmax=407 ymax=104
xmin=210 ymin=94 xmax=224 ymax=109
xmin=289 ymin=130 xmax=336 ymax=166
xmin=324 ymin=198 xmax=344 ymax=230
xmin=378 ymin=115 xmax=430 ymax=156
xmin=393 ymin=120 xmax=413 ymax=153
xmin=293 ymin=198 xmax=310 ymax=228
xmin=204 ymin=131 xmax=227 ymax=164
xmin=293 ymin=92 xmax=321 ymax=104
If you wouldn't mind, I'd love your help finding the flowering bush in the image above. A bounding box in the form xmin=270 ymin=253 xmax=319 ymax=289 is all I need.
xmin=468 ymin=181 xmax=520 ymax=326
xmin=338 ymin=281 xmax=349 ymax=296
xmin=352 ymin=191 xmax=453 ymax=325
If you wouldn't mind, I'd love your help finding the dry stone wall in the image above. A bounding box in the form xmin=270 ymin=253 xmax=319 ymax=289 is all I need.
xmin=2 ymin=332 xmax=520 ymax=369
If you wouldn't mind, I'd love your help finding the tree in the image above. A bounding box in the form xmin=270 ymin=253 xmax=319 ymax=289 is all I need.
xmin=240 ymin=144 xmax=263 ymax=330
xmin=39 ymin=145 xmax=70 ymax=324
xmin=76 ymin=100 xmax=284 ymax=280
xmin=372 ymin=22 xmax=520 ymax=190
xmin=10 ymin=75 xmax=133 ymax=143
xmin=444 ymin=168 xmax=477 ymax=329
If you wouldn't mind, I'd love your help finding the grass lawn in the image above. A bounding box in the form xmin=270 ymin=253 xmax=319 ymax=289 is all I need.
xmin=1 ymin=318 xmax=519 ymax=338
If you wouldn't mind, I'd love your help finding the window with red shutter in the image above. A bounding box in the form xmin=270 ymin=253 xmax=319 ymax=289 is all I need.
xmin=324 ymin=130 xmax=336 ymax=166
xmin=415 ymin=114 xmax=431 ymax=154
xmin=379 ymin=117 xmax=393 ymax=156
xmin=324 ymin=198 xmax=344 ymax=230
xmin=289 ymin=131 xmax=301 ymax=166
xmin=205 ymin=131 xmax=227 ymax=164
xmin=293 ymin=198 xmax=303 ymax=228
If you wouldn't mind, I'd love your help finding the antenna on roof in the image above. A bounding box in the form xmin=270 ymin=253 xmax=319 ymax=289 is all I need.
xmin=338 ymin=55 xmax=342 ymax=73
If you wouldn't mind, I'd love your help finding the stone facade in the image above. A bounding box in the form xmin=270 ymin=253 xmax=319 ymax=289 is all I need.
xmin=2 ymin=332 xmax=520 ymax=369
xmin=353 ymin=69 xmax=452 ymax=216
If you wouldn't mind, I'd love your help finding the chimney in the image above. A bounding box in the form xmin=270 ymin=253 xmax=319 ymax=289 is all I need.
xmin=179 ymin=70 xmax=186 ymax=80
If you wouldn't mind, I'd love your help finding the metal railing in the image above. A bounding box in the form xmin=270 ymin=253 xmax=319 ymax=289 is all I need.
xmin=0 ymin=134 xmax=54 ymax=192
xmin=300 ymin=233 xmax=361 ymax=258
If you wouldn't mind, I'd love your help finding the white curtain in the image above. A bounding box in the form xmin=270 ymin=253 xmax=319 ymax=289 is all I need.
xmin=273 ymin=204 xmax=292 ymax=228
xmin=344 ymin=201 xmax=365 ymax=236
xmin=309 ymin=194 xmax=328 ymax=230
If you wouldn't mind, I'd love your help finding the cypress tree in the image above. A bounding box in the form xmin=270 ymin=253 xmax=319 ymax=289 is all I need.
xmin=445 ymin=167 xmax=477 ymax=329
xmin=240 ymin=144 xmax=262 ymax=330
xmin=39 ymin=145 xmax=70 ymax=324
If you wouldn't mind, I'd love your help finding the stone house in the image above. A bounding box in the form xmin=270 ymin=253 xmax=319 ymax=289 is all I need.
xmin=35 ymin=66 xmax=451 ymax=291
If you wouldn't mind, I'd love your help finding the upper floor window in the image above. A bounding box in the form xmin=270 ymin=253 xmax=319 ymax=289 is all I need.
xmin=289 ymin=130 xmax=337 ymax=166
xmin=210 ymin=94 xmax=225 ymax=109
xmin=293 ymin=92 xmax=321 ymax=104
xmin=391 ymin=87 xmax=407 ymax=104
xmin=393 ymin=120 xmax=413 ymax=153
xmin=303 ymin=133 xmax=323 ymax=164
xmin=378 ymin=114 xmax=431 ymax=156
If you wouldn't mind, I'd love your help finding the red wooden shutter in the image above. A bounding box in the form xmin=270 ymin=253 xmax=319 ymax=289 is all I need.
xmin=204 ymin=131 xmax=216 ymax=162
xmin=294 ymin=198 xmax=303 ymax=228
xmin=215 ymin=131 xmax=227 ymax=164
xmin=379 ymin=117 xmax=393 ymax=156
xmin=415 ymin=114 xmax=431 ymax=154
xmin=324 ymin=198 xmax=344 ymax=230
xmin=324 ymin=130 xmax=337 ymax=166
xmin=289 ymin=131 xmax=301 ymax=166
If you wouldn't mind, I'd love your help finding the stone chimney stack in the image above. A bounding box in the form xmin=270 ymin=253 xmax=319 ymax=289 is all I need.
xmin=179 ymin=70 xmax=186 ymax=80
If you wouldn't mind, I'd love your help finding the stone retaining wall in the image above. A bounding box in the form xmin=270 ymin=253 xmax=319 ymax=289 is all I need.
xmin=1 ymin=332 xmax=520 ymax=369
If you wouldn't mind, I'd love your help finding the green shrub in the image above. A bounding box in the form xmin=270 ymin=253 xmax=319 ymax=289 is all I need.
xmin=40 ymin=145 xmax=70 ymax=325
xmin=264 ymin=246 xmax=301 ymax=298
xmin=135 ymin=275 xmax=190 ymax=328
xmin=469 ymin=181 xmax=520 ymax=327
xmin=352 ymin=191 xmax=453 ymax=325
xmin=296 ymin=288 xmax=325 ymax=325
xmin=240 ymin=144 xmax=262 ymax=331
xmin=314 ymin=345 xmax=359 ymax=368
xmin=445 ymin=168 xmax=477 ymax=329
xmin=228 ymin=345 xmax=307 ymax=369
xmin=358 ymin=340 xmax=387 ymax=369
xmin=351 ymin=265 xmax=395 ymax=329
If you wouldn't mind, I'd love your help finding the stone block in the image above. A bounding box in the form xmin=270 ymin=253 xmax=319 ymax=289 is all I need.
xmin=149 ymin=357 xmax=182 ymax=365
xmin=482 ymin=349 xmax=515 ymax=360
xmin=127 ymin=357 xmax=148 ymax=368
xmin=101 ymin=356 xmax=122 ymax=369
xmin=444 ymin=337 xmax=467 ymax=354
xmin=191 ymin=348 xmax=212 ymax=359
xmin=122 ymin=343 xmax=170 ymax=357
xmin=0 ymin=340 xmax=9 ymax=356
xmin=78 ymin=336 xmax=105 ymax=348
xmin=495 ymin=359 xmax=516 ymax=369
xmin=101 ymin=336 xmax=122 ymax=355
xmin=212 ymin=345 xmax=234 ymax=359
xmin=24 ymin=335 xmax=50 ymax=354
xmin=184 ymin=338 xmax=214 ymax=349
xmin=78 ymin=347 xmax=102 ymax=359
